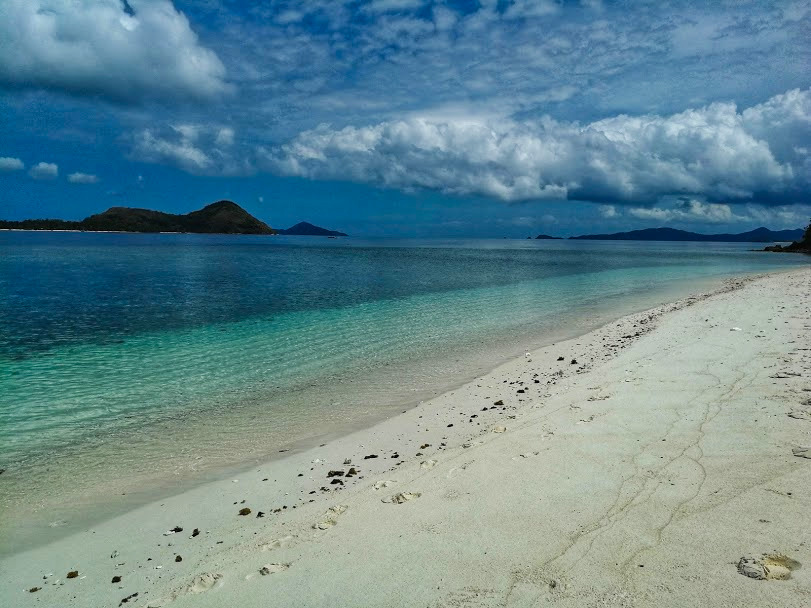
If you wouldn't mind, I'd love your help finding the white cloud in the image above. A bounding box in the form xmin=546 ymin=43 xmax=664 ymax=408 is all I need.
xmin=68 ymin=172 xmax=99 ymax=184
xmin=626 ymin=199 xmax=811 ymax=228
xmin=503 ymin=0 xmax=561 ymax=19
xmin=741 ymin=204 xmax=811 ymax=229
xmin=0 ymin=0 xmax=229 ymax=104
xmin=130 ymin=124 xmax=248 ymax=175
xmin=599 ymin=205 xmax=617 ymax=218
xmin=268 ymin=88 xmax=809 ymax=205
xmin=132 ymin=129 xmax=212 ymax=173
xmin=628 ymin=200 xmax=741 ymax=224
xmin=28 ymin=162 xmax=58 ymax=180
xmin=0 ymin=156 xmax=24 ymax=171
xmin=215 ymin=128 xmax=235 ymax=147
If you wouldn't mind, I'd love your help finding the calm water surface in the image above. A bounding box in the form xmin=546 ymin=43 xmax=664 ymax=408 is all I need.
xmin=0 ymin=232 xmax=806 ymax=552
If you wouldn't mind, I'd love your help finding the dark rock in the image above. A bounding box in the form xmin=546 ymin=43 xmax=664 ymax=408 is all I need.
xmin=29 ymin=587 xmax=40 ymax=593
xmin=111 ymin=576 xmax=122 ymax=583
xmin=175 ymin=555 xmax=182 ymax=562
xmin=364 ymin=454 xmax=379 ymax=459
xmin=391 ymin=453 xmax=399 ymax=458
xmin=66 ymin=571 xmax=79 ymax=579
xmin=238 ymin=507 xmax=252 ymax=516
xmin=256 ymin=511 xmax=265 ymax=518
xmin=447 ymin=424 xmax=453 ymax=427
xmin=327 ymin=470 xmax=345 ymax=477
xmin=330 ymin=478 xmax=344 ymax=485
xmin=119 ymin=592 xmax=139 ymax=605
xmin=570 ymin=359 xmax=577 ymax=364
xmin=516 ymin=389 xmax=525 ymax=393
xmin=192 ymin=528 xmax=200 ymax=537
xmin=420 ymin=443 xmax=431 ymax=449
xmin=493 ymin=400 xmax=504 ymax=406
xmin=557 ymin=356 xmax=564 ymax=361
xmin=345 ymin=467 xmax=358 ymax=477
xmin=170 ymin=526 xmax=183 ymax=533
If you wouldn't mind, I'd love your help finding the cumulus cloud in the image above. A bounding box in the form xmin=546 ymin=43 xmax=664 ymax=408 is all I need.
xmin=0 ymin=0 xmax=229 ymax=104
xmin=67 ymin=172 xmax=99 ymax=184
xmin=130 ymin=124 xmax=248 ymax=175
xmin=0 ymin=156 xmax=24 ymax=171
xmin=268 ymin=88 xmax=810 ymax=205
xmin=599 ymin=205 xmax=618 ymax=218
xmin=28 ymin=162 xmax=58 ymax=180
xmin=615 ymin=198 xmax=810 ymax=228
xmin=215 ymin=128 xmax=235 ymax=147
xmin=628 ymin=200 xmax=742 ymax=223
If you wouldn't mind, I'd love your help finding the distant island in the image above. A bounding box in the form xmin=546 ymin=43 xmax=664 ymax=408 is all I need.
xmin=0 ymin=201 xmax=348 ymax=237
xmin=763 ymin=220 xmax=810 ymax=254
xmin=534 ymin=234 xmax=562 ymax=240
xmin=569 ymin=226 xmax=804 ymax=243
xmin=279 ymin=222 xmax=347 ymax=237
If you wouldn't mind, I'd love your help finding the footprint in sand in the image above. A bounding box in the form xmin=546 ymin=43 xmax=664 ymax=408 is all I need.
xmin=737 ymin=554 xmax=801 ymax=580
xmin=187 ymin=573 xmax=223 ymax=594
xmin=420 ymin=459 xmax=438 ymax=469
xmin=259 ymin=535 xmax=294 ymax=552
xmin=792 ymin=447 xmax=811 ymax=459
xmin=373 ymin=480 xmax=397 ymax=490
xmin=382 ymin=491 xmax=421 ymax=504
xmin=147 ymin=573 xmax=224 ymax=607
xmin=259 ymin=563 xmax=290 ymax=575
xmin=313 ymin=504 xmax=348 ymax=530
xmin=788 ymin=409 xmax=811 ymax=421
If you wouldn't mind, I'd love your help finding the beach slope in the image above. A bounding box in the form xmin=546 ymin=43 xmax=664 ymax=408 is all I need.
xmin=2 ymin=268 xmax=809 ymax=607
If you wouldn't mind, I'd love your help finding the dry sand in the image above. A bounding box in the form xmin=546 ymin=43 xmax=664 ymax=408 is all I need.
xmin=2 ymin=267 xmax=810 ymax=607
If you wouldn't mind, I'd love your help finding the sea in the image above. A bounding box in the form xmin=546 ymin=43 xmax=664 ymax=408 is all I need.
xmin=0 ymin=232 xmax=806 ymax=554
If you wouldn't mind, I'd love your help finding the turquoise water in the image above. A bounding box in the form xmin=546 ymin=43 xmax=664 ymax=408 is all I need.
xmin=0 ymin=233 xmax=806 ymax=551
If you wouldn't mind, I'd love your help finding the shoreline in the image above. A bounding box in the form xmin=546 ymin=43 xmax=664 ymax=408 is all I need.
xmin=2 ymin=267 xmax=809 ymax=607
xmin=0 ymin=269 xmax=758 ymax=555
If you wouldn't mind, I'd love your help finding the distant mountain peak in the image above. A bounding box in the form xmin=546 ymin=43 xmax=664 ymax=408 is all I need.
xmin=569 ymin=226 xmax=804 ymax=243
xmin=0 ymin=200 xmax=277 ymax=234
xmin=279 ymin=221 xmax=348 ymax=237
xmin=201 ymin=199 xmax=242 ymax=211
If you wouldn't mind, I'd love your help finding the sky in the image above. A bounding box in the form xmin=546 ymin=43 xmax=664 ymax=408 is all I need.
xmin=0 ymin=0 xmax=809 ymax=237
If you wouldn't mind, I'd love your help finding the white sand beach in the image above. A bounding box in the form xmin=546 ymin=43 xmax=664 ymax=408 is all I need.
xmin=2 ymin=267 xmax=809 ymax=608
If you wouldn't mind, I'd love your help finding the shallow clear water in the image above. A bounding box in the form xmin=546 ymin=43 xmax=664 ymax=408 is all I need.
xmin=0 ymin=232 xmax=806 ymax=551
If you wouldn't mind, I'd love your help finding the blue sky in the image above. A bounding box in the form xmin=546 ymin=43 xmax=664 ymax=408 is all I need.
xmin=0 ymin=0 xmax=809 ymax=237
